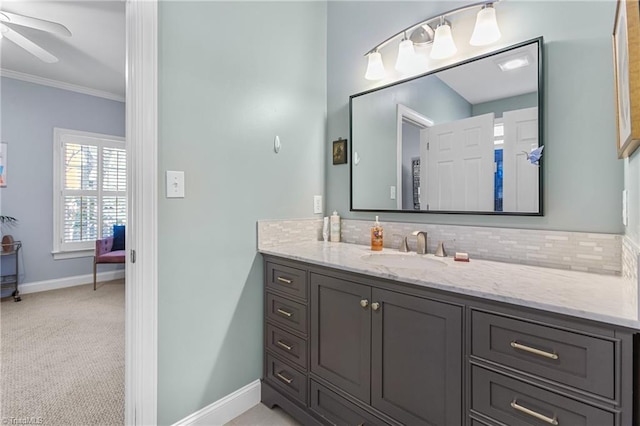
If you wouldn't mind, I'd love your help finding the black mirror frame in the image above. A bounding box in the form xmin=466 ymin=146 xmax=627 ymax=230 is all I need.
xmin=349 ymin=36 xmax=544 ymax=216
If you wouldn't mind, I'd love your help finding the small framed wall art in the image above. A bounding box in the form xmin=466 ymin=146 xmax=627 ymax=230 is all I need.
xmin=333 ymin=138 xmax=347 ymax=165
xmin=612 ymin=0 xmax=640 ymax=158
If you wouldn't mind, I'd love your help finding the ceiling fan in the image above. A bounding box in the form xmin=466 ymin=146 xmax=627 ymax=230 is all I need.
xmin=0 ymin=10 xmax=71 ymax=63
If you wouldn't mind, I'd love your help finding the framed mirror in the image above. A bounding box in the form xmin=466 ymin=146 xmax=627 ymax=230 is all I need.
xmin=350 ymin=37 xmax=543 ymax=215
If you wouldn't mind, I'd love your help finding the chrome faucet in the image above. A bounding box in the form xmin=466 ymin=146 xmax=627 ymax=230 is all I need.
xmin=412 ymin=231 xmax=428 ymax=254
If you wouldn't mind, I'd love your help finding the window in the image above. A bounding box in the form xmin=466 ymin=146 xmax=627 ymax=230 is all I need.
xmin=53 ymin=128 xmax=126 ymax=259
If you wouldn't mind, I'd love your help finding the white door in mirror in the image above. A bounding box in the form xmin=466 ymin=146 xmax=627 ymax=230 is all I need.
xmin=166 ymin=171 xmax=185 ymax=198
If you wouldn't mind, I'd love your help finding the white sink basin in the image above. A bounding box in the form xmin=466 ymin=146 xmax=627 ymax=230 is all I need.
xmin=360 ymin=253 xmax=447 ymax=269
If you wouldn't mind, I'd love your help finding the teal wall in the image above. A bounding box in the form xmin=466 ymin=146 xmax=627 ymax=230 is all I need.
xmin=625 ymin=155 xmax=640 ymax=245
xmin=157 ymin=2 xmax=326 ymax=424
xmin=327 ymin=1 xmax=623 ymax=233
xmin=472 ymin=92 xmax=538 ymax=118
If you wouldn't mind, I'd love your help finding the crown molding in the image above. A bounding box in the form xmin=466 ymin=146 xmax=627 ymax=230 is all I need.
xmin=0 ymin=68 xmax=125 ymax=102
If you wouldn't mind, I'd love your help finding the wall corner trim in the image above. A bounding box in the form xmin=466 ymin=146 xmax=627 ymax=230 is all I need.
xmin=172 ymin=380 xmax=261 ymax=426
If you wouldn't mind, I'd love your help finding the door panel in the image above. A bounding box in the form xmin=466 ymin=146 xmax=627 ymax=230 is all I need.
xmin=371 ymin=288 xmax=462 ymax=426
xmin=311 ymin=273 xmax=372 ymax=403
xmin=425 ymin=113 xmax=495 ymax=211
xmin=502 ymin=107 xmax=539 ymax=213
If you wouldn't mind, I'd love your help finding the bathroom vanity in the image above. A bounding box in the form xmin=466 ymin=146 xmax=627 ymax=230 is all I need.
xmin=260 ymin=241 xmax=639 ymax=426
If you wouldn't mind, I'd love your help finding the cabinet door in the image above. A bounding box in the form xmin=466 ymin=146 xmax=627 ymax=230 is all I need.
xmin=371 ymin=288 xmax=462 ymax=426
xmin=311 ymin=273 xmax=371 ymax=403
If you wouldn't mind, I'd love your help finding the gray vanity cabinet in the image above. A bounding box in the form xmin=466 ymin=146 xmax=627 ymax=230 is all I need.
xmin=371 ymin=288 xmax=462 ymax=426
xmin=310 ymin=273 xmax=372 ymax=402
xmin=310 ymin=272 xmax=463 ymax=426
xmin=261 ymin=255 xmax=636 ymax=426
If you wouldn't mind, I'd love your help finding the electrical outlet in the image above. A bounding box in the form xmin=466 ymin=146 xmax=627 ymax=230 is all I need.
xmin=390 ymin=186 xmax=396 ymax=200
xmin=313 ymin=195 xmax=323 ymax=214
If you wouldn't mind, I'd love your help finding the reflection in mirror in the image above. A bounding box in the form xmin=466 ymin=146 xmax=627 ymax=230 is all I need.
xmin=350 ymin=38 xmax=542 ymax=215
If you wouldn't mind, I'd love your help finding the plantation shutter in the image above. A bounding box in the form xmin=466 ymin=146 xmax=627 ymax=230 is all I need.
xmin=59 ymin=138 xmax=126 ymax=251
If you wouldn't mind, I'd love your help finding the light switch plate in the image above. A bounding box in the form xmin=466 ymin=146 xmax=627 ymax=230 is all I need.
xmin=166 ymin=171 xmax=185 ymax=198
xmin=313 ymin=195 xmax=323 ymax=214
xmin=390 ymin=186 xmax=396 ymax=200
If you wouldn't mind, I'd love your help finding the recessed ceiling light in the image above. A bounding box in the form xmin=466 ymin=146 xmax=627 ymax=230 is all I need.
xmin=496 ymin=53 xmax=531 ymax=71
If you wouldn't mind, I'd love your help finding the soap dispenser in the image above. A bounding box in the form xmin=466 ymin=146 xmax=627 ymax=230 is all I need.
xmin=371 ymin=216 xmax=383 ymax=251
xmin=330 ymin=211 xmax=341 ymax=242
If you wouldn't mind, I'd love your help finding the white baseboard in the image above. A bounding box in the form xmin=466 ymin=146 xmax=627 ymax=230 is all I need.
xmin=19 ymin=270 xmax=125 ymax=294
xmin=173 ymin=379 xmax=261 ymax=426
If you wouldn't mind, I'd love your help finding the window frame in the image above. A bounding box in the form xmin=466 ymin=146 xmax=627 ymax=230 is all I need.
xmin=52 ymin=128 xmax=126 ymax=260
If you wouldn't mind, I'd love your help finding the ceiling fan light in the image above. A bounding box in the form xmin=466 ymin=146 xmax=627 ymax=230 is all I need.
xmin=365 ymin=51 xmax=386 ymax=81
xmin=395 ymin=38 xmax=417 ymax=73
xmin=430 ymin=21 xmax=457 ymax=60
xmin=470 ymin=4 xmax=501 ymax=46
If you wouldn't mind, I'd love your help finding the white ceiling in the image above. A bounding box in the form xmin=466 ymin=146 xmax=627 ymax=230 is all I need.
xmin=436 ymin=42 xmax=539 ymax=105
xmin=0 ymin=0 xmax=125 ymax=101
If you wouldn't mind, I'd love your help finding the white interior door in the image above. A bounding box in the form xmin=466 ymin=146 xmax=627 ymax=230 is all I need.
xmin=423 ymin=113 xmax=495 ymax=211
xmin=502 ymin=107 xmax=539 ymax=213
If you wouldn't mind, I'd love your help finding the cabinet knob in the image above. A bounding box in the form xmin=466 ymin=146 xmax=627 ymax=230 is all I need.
xmin=371 ymin=302 xmax=380 ymax=311
xmin=360 ymin=299 xmax=369 ymax=308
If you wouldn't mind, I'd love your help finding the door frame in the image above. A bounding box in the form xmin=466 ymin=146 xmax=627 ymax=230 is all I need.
xmin=125 ymin=1 xmax=158 ymax=424
xmin=396 ymin=104 xmax=433 ymax=210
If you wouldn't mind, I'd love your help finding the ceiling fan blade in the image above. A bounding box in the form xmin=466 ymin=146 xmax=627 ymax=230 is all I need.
xmin=2 ymin=25 xmax=58 ymax=63
xmin=0 ymin=10 xmax=71 ymax=37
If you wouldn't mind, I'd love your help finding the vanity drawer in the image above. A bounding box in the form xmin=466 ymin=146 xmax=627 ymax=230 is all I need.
xmin=471 ymin=310 xmax=615 ymax=399
xmin=266 ymin=354 xmax=307 ymax=405
xmin=266 ymin=323 xmax=307 ymax=370
xmin=267 ymin=262 xmax=307 ymax=300
xmin=471 ymin=366 xmax=614 ymax=426
xmin=266 ymin=293 xmax=308 ymax=335
xmin=310 ymin=380 xmax=388 ymax=426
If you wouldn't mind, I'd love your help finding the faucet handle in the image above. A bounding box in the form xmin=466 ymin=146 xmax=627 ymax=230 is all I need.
xmin=393 ymin=234 xmax=410 ymax=252
xmin=435 ymin=241 xmax=447 ymax=257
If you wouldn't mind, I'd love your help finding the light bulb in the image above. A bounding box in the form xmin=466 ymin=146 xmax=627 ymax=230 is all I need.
xmin=430 ymin=21 xmax=457 ymax=60
xmin=470 ymin=4 xmax=501 ymax=46
xmin=364 ymin=51 xmax=386 ymax=81
xmin=395 ymin=39 xmax=417 ymax=74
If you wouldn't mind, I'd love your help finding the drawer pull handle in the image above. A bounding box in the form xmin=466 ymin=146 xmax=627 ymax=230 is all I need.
xmin=277 ymin=308 xmax=293 ymax=318
xmin=510 ymin=341 xmax=559 ymax=360
xmin=276 ymin=372 xmax=293 ymax=384
xmin=511 ymin=400 xmax=558 ymax=425
xmin=277 ymin=277 xmax=293 ymax=284
xmin=276 ymin=340 xmax=292 ymax=351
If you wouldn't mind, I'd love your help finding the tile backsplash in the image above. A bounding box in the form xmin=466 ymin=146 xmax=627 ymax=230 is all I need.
xmin=258 ymin=218 xmax=623 ymax=276
xmin=622 ymin=236 xmax=640 ymax=281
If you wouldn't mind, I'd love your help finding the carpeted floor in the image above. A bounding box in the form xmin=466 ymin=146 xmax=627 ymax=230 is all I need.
xmin=0 ymin=280 xmax=125 ymax=425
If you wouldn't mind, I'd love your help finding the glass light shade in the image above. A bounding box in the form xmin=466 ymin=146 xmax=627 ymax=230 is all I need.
xmin=430 ymin=23 xmax=457 ymax=60
xmin=395 ymin=39 xmax=417 ymax=73
xmin=470 ymin=6 xmax=501 ymax=46
xmin=365 ymin=51 xmax=386 ymax=80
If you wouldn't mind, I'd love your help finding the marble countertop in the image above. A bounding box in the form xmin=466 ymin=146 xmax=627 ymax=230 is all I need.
xmin=259 ymin=241 xmax=640 ymax=330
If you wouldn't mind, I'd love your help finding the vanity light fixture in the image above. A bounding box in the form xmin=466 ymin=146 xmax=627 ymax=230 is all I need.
xmin=363 ymin=0 xmax=503 ymax=80
xmin=470 ymin=4 xmax=501 ymax=46
xmin=395 ymin=32 xmax=418 ymax=73
xmin=430 ymin=17 xmax=457 ymax=60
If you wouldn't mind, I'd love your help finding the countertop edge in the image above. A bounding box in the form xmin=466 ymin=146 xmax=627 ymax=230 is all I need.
xmin=259 ymin=243 xmax=640 ymax=330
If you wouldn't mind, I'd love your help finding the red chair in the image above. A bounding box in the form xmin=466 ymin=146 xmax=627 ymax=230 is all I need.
xmin=93 ymin=237 xmax=125 ymax=290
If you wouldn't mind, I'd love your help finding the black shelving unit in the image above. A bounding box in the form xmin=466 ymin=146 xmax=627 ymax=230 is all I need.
xmin=1 ymin=241 xmax=22 ymax=302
